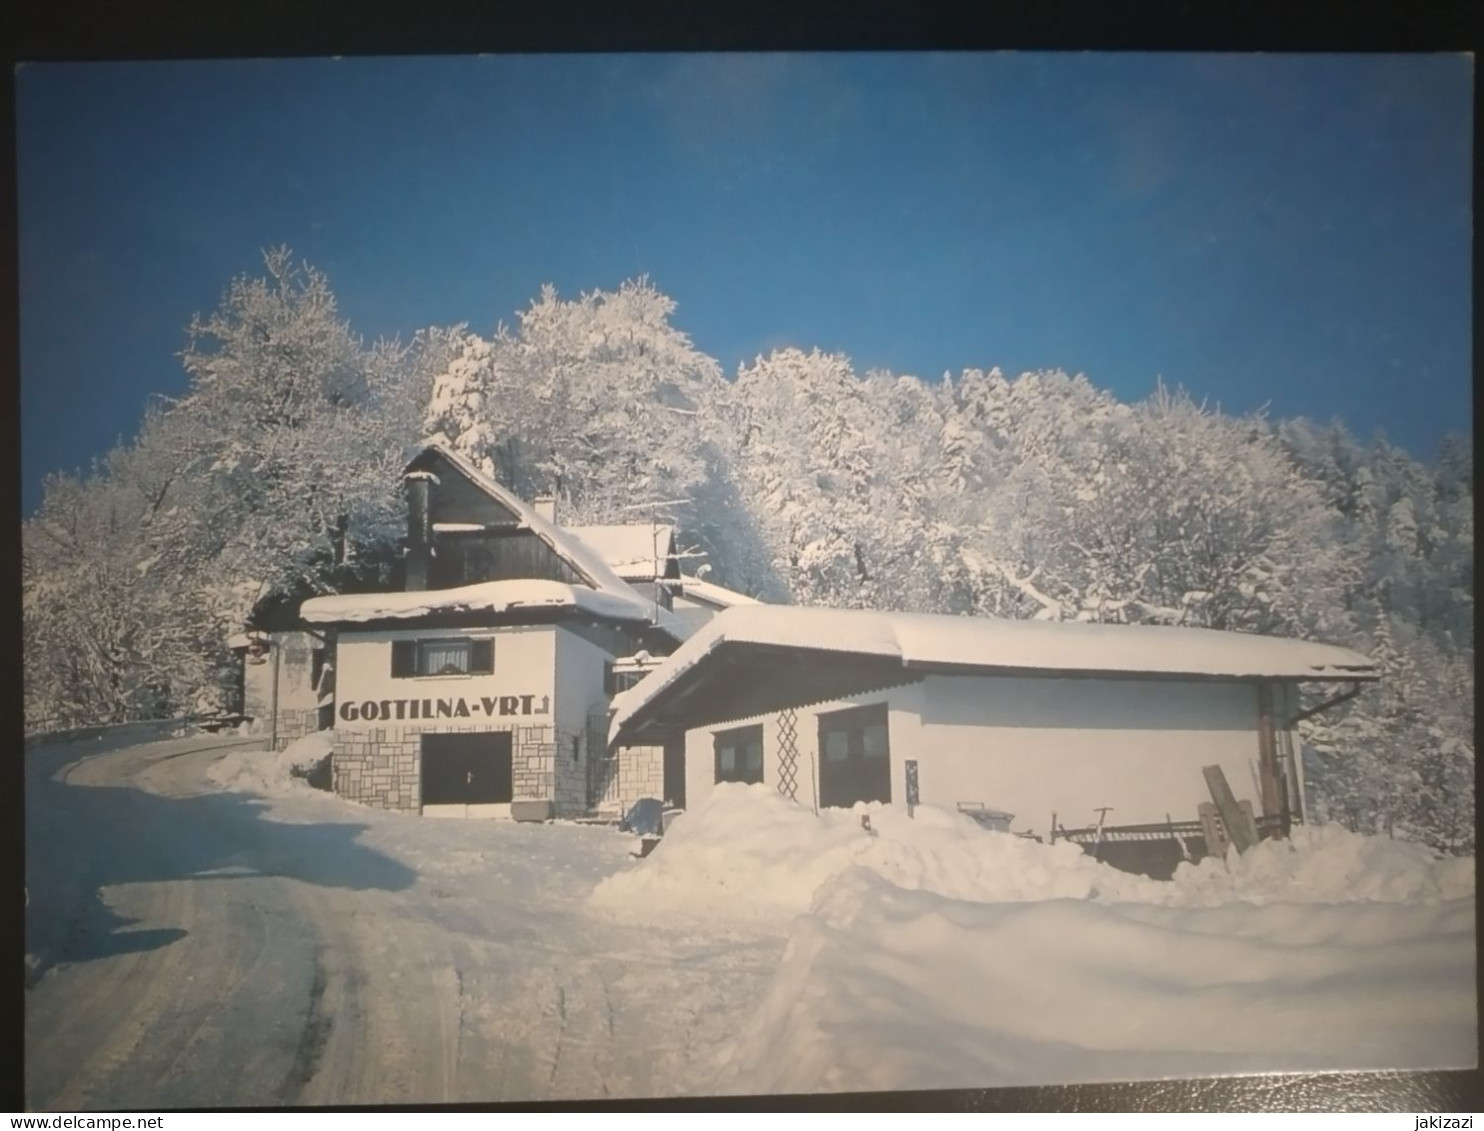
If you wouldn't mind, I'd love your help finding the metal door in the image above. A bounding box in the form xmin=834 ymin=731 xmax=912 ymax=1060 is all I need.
xmin=421 ymin=732 xmax=513 ymax=805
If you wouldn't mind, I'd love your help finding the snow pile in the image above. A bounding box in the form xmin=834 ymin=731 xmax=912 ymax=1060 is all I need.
xmin=601 ymin=785 xmax=1476 ymax=1094
xmin=588 ymin=784 xmax=1163 ymax=918
xmin=591 ymin=784 xmax=1472 ymax=920
xmin=206 ymin=731 xmax=333 ymax=796
xmin=1170 ymin=822 xmax=1475 ymax=905
xmin=711 ymin=868 xmax=1477 ymax=1094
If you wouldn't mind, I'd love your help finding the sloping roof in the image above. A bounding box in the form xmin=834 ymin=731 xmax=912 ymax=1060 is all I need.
xmin=300 ymin=579 xmax=659 ymax=626
xmin=565 ymin=525 xmax=676 ymax=581
xmin=675 ymin=575 xmax=760 ymax=608
xmin=609 ymin=605 xmax=1378 ymax=745
xmin=404 ymin=443 xmax=639 ymax=601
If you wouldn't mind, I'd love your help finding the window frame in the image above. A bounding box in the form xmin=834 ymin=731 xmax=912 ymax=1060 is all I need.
xmin=390 ymin=636 xmax=495 ymax=679
xmin=604 ymin=662 xmax=649 ymax=696
xmin=713 ymin=723 xmax=765 ymax=786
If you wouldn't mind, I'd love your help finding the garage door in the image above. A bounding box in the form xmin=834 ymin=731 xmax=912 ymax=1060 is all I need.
xmin=421 ymin=732 xmax=513 ymax=806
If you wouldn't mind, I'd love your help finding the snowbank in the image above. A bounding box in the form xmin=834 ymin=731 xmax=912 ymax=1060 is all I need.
xmin=590 ymin=784 xmax=1471 ymax=920
xmin=1170 ymin=822 xmax=1475 ymax=905
xmin=712 ymin=869 xmax=1477 ymax=1094
xmin=589 ymin=784 xmax=1164 ymax=918
xmin=206 ymin=731 xmax=333 ymax=797
xmin=596 ymin=786 xmax=1476 ymax=1093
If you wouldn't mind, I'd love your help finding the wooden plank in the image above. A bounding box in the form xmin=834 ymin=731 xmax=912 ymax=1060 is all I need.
xmin=1255 ymin=683 xmax=1282 ymax=818
xmin=1198 ymin=801 xmax=1229 ymax=857
xmin=1236 ymin=799 xmax=1260 ymax=848
xmin=1279 ymin=685 xmax=1305 ymax=823
xmin=1203 ymin=764 xmax=1257 ymax=854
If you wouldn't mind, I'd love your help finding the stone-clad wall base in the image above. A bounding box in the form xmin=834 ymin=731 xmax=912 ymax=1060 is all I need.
xmin=554 ymin=728 xmax=587 ymax=818
xmin=615 ymin=745 xmax=666 ymax=814
xmin=333 ymin=723 xmax=561 ymax=814
xmin=271 ymin=709 xmax=322 ymax=751
xmin=333 ymin=728 xmax=420 ymax=811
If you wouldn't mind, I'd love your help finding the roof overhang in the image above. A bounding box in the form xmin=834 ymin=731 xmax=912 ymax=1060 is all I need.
xmin=608 ymin=618 xmax=1380 ymax=748
xmin=611 ymin=641 xmax=925 ymax=746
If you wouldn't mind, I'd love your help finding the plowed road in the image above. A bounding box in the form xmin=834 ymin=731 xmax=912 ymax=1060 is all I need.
xmin=25 ymin=735 xmax=779 ymax=1110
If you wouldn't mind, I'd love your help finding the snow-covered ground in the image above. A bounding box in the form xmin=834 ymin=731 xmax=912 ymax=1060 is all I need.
xmin=593 ymin=783 xmax=1476 ymax=1094
xmin=30 ymin=736 xmax=1474 ymax=1108
xmin=27 ymin=735 xmax=777 ymax=1109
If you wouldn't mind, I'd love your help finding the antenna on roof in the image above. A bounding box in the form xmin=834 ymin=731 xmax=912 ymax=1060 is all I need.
xmin=608 ymin=498 xmax=690 ymax=626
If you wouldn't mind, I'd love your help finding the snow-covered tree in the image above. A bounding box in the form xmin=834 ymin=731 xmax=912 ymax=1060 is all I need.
xmin=22 ymin=256 xmax=1472 ymax=854
xmin=24 ymin=248 xmax=441 ymax=727
xmin=425 ymin=278 xmax=726 ymax=519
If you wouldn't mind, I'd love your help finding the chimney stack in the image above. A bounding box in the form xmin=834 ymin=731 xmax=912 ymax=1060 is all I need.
xmin=533 ymin=495 xmax=558 ymax=524
xmin=403 ymin=472 xmax=435 ymax=591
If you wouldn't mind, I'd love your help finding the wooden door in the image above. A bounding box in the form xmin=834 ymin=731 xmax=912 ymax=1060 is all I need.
xmin=817 ymin=703 xmax=891 ymax=808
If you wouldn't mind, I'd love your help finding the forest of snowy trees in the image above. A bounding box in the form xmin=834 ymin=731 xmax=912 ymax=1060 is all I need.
xmin=23 ymin=250 xmax=1474 ymax=851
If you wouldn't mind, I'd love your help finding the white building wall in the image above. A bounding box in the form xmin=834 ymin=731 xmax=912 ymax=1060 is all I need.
xmin=681 ymin=675 xmax=1266 ymax=835
xmin=555 ymin=626 xmax=668 ymax=815
xmin=331 ymin=625 xmax=558 ymax=814
xmin=552 ymin=627 xmax=609 ymax=747
xmin=895 ymin=674 xmax=1261 ymax=833
xmin=552 ymin=627 xmax=616 ymax=815
xmin=335 ymin=625 xmax=556 ymax=727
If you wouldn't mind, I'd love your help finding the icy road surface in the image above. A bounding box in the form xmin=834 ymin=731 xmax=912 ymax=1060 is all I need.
xmin=25 ymin=735 xmax=780 ymax=1110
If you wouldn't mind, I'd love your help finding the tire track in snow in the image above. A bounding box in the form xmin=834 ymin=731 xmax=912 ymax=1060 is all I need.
xmin=547 ymin=983 xmax=568 ymax=1087
xmin=276 ymin=946 xmax=332 ymax=1104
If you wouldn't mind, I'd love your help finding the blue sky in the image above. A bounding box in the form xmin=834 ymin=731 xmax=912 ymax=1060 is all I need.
xmin=17 ymin=52 xmax=1473 ymax=513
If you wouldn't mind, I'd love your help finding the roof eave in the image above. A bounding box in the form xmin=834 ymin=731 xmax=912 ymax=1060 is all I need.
xmin=900 ymin=658 xmax=1381 ymax=683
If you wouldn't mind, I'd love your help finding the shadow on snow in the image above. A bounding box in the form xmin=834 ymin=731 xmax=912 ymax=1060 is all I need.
xmin=25 ymin=744 xmax=416 ymax=984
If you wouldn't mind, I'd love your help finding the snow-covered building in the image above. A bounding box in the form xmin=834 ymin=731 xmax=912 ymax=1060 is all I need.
xmin=295 ymin=443 xmax=714 ymax=819
xmin=608 ymin=605 xmax=1379 ymax=840
xmin=249 ymin=440 xmax=1376 ymax=844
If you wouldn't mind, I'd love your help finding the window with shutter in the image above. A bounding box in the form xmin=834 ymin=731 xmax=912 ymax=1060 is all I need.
xmin=391 ymin=637 xmax=495 ymax=678
xmin=391 ymin=640 xmax=417 ymax=678
xmin=470 ymin=639 xmax=494 ymax=674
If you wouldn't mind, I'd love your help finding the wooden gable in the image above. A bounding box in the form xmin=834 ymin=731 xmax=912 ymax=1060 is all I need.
xmin=404 ymin=448 xmax=522 ymax=528
xmin=406 ymin=447 xmax=588 ymax=589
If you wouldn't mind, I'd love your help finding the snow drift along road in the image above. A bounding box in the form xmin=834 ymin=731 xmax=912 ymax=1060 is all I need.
xmin=591 ymin=784 xmax=1476 ymax=1094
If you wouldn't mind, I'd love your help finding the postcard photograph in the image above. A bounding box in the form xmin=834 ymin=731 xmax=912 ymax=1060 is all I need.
xmin=18 ymin=51 xmax=1475 ymax=1109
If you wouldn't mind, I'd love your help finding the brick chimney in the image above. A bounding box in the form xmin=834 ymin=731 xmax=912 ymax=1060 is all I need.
xmin=533 ymin=495 xmax=558 ymax=524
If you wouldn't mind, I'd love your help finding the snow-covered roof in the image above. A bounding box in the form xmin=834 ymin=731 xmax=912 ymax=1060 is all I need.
xmin=610 ymin=605 xmax=1378 ymax=744
xmin=406 ymin=443 xmax=639 ymax=602
xmin=675 ymin=575 xmax=760 ymax=608
xmin=300 ymin=579 xmax=659 ymax=626
xmin=564 ymin=524 xmax=676 ymax=581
